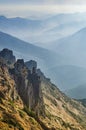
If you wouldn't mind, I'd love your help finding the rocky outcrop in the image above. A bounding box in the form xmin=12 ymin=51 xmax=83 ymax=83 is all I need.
xmin=13 ymin=59 xmax=45 ymax=116
xmin=0 ymin=60 xmax=44 ymax=130
xmin=0 ymin=49 xmax=45 ymax=117
xmin=0 ymin=48 xmax=16 ymax=65
xmin=28 ymin=67 xmax=45 ymax=116
xmin=25 ymin=60 xmax=37 ymax=72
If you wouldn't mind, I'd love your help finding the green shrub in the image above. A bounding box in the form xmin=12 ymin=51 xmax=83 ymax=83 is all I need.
xmin=18 ymin=109 xmax=25 ymax=118
xmin=23 ymin=106 xmax=36 ymax=118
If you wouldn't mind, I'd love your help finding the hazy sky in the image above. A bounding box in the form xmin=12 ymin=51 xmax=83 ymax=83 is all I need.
xmin=0 ymin=0 xmax=86 ymax=18
xmin=1 ymin=0 xmax=86 ymax=5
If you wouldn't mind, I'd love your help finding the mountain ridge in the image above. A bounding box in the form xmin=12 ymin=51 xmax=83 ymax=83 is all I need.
xmin=0 ymin=48 xmax=86 ymax=130
xmin=0 ymin=31 xmax=58 ymax=70
xmin=1 ymin=13 xmax=86 ymax=46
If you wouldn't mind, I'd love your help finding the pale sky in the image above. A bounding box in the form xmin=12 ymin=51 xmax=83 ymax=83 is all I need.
xmin=1 ymin=0 xmax=86 ymax=5
xmin=0 ymin=0 xmax=86 ymax=18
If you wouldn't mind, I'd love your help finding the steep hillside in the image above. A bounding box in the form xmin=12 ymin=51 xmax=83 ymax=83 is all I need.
xmin=41 ymin=80 xmax=86 ymax=130
xmin=0 ymin=58 xmax=43 ymax=130
xmin=0 ymin=48 xmax=86 ymax=130
xmin=25 ymin=55 xmax=86 ymax=130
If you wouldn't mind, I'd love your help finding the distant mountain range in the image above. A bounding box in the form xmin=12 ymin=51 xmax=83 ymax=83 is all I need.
xmin=65 ymin=84 xmax=86 ymax=99
xmin=47 ymin=65 xmax=86 ymax=90
xmin=52 ymin=27 xmax=86 ymax=67
xmin=0 ymin=16 xmax=41 ymax=30
xmin=0 ymin=13 xmax=86 ymax=47
xmin=47 ymin=27 xmax=86 ymax=98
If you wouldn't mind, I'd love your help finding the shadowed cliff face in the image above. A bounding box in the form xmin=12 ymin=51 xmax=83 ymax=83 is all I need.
xmin=13 ymin=59 xmax=45 ymax=116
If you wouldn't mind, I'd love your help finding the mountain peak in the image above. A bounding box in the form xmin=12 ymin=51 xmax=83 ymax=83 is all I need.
xmin=25 ymin=60 xmax=37 ymax=72
xmin=0 ymin=48 xmax=16 ymax=64
xmin=0 ymin=15 xmax=6 ymax=20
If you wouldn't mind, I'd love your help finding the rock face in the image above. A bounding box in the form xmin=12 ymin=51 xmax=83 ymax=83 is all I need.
xmin=0 ymin=60 xmax=16 ymax=101
xmin=25 ymin=60 xmax=37 ymax=72
xmin=0 ymin=60 xmax=44 ymax=130
xmin=0 ymin=48 xmax=16 ymax=64
xmin=28 ymin=67 xmax=45 ymax=116
xmin=13 ymin=59 xmax=45 ymax=116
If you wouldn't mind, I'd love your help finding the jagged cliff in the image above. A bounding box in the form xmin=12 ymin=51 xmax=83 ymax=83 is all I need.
xmin=13 ymin=59 xmax=45 ymax=116
xmin=0 ymin=59 xmax=44 ymax=130
xmin=0 ymin=48 xmax=86 ymax=130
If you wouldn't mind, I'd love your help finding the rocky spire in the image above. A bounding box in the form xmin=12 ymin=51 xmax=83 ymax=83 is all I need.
xmin=0 ymin=48 xmax=16 ymax=64
xmin=13 ymin=59 xmax=45 ymax=116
